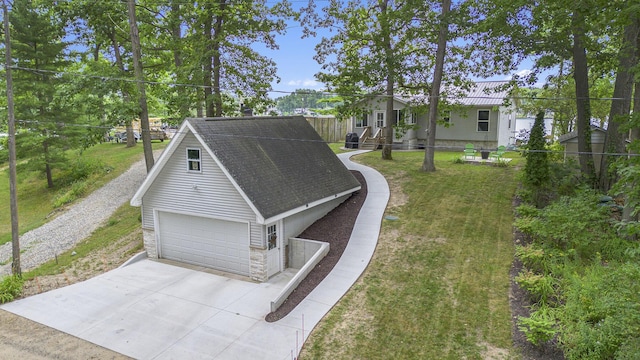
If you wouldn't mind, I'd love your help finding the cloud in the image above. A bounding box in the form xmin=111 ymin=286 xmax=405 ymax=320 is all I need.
xmin=287 ymin=79 xmax=319 ymax=87
xmin=505 ymin=69 xmax=532 ymax=80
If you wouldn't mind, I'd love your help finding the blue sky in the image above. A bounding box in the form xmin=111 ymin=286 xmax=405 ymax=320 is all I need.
xmin=259 ymin=12 xmax=545 ymax=99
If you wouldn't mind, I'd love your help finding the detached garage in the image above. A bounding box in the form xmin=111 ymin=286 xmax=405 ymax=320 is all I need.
xmin=130 ymin=116 xmax=361 ymax=282
xmin=157 ymin=212 xmax=250 ymax=276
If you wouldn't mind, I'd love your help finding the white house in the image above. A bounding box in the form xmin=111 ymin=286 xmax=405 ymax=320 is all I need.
xmin=130 ymin=116 xmax=361 ymax=282
xmin=349 ymin=81 xmax=517 ymax=150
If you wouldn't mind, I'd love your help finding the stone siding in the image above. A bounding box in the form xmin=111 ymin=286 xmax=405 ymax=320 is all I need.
xmin=143 ymin=229 xmax=158 ymax=259
xmin=250 ymin=247 xmax=268 ymax=282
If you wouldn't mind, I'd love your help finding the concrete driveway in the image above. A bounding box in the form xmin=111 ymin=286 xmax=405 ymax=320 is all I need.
xmin=2 ymin=260 xmax=308 ymax=359
xmin=1 ymin=151 xmax=389 ymax=360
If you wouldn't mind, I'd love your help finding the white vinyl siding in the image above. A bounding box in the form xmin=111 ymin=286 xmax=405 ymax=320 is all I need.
xmin=141 ymin=133 xmax=263 ymax=248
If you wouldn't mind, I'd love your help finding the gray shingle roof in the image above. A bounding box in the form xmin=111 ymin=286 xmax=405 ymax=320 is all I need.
xmin=188 ymin=116 xmax=361 ymax=221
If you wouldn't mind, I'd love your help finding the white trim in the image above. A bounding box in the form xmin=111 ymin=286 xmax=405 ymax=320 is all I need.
xmin=131 ymin=119 xmax=265 ymax=223
xmin=477 ymin=109 xmax=490 ymax=132
xmin=261 ymin=186 xmax=360 ymax=225
xmin=186 ymin=147 xmax=202 ymax=172
xmin=374 ymin=110 xmax=385 ymax=129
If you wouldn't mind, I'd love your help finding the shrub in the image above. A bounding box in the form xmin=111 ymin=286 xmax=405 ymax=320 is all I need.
xmin=523 ymin=191 xmax=615 ymax=260
xmin=0 ymin=275 xmax=24 ymax=303
xmin=523 ymin=111 xmax=550 ymax=207
xmin=518 ymin=304 xmax=557 ymax=345
xmin=515 ymin=269 xmax=557 ymax=304
xmin=560 ymin=263 xmax=640 ymax=360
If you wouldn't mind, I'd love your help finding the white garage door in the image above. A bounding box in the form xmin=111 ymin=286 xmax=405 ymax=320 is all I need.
xmin=158 ymin=212 xmax=250 ymax=276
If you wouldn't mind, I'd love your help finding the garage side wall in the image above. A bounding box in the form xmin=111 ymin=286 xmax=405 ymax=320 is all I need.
xmin=283 ymin=194 xmax=351 ymax=268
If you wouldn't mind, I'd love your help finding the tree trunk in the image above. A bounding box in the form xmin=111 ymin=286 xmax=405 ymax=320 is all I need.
xmin=43 ymin=141 xmax=54 ymax=188
xmin=109 ymin=32 xmax=136 ymax=148
xmin=381 ymin=0 xmax=394 ymax=160
xmin=622 ymin=57 xmax=640 ymax=223
xmin=599 ymin=16 xmax=639 ymax=191
xmin=128 ymin=0 xmax=154 ymax=172
xmin=203 ymin=4 xmax=214 ymax=117
xmin=571 ymin=8 xmax=596 ymax=184
xmin=212 ymin=0 xmax=226 ymax=117
xmin=169 ymin=1 xmax=190 ymax=118
xmin=422 ymin=0 xmax=451 ymax=172
xmin=4 ymin=0 xmax=21 ymax=276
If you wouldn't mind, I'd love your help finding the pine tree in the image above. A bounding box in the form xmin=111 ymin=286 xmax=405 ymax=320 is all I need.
xmin=10 ymin=0 xmax=80 ymax=188
xmin=524 ymin=111 xmax=550 ymax=207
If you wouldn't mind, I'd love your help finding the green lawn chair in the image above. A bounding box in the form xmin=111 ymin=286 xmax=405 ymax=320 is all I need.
xmin=463 ymin=143 xmax=477 ymax=159
xmin=490 ymin=145 xmax=506 ymax=160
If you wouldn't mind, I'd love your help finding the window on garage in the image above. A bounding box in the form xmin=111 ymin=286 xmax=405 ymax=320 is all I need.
xmin=187 ymin=148 xmax=201 ymax=172
xmin=267 ymin=224 xmax=277 ymax=250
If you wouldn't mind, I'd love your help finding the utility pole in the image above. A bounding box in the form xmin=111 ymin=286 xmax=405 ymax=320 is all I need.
xmin=127 ymin=0 xmax=154 ymax=172
xmin=3 ymin=0 xmax=21 ymax=276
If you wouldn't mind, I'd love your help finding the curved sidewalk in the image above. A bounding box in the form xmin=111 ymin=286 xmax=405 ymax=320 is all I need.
xmin=1 ymin=150 xmax=389 ymax=360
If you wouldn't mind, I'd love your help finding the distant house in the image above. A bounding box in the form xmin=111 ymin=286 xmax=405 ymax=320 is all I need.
xmin=130 ymin=116 xmax=361 ymax=282
xmin=349 ymin=81 xmax=517 ymax=150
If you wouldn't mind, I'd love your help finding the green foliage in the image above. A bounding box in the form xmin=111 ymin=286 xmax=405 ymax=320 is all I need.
xmin=523 ymin=111 xmax=550 ymax=207
xmin=0 ymin=275 xmax=24 ymax=304
xmin=515 ymin=269 xmax=557 ymax=304
xmin=517 ymin=305 xmax=557 ymax=345
xmin=275 ymin=89 xmax=334 ymax=115
xmin=53 ymin=181 xmax=89 ymax=208
xmin=515 ymin=243 xmax=546 ymax=273
xmin=560 ymin=263 xmax=640 ymax=360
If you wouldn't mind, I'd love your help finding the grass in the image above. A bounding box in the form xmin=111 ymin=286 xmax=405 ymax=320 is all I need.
xmin=300 ymin=150 xmax=523 ymax=359
xmin=0 ymin=141 xmax=167 ymax=246
xmin=22 ymin=203 xmax=143 ymax=280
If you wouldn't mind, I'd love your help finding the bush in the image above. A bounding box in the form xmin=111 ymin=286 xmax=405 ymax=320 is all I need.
xmin=560 ymin=263 xmax=640 ymax=360
xmin=518 ymin=304 xmax=557 ymax=345
xmin=523 ymin=191 xmax=615 ymax=260
xmin=0 ymin=275 xmax=24 ymax=303
xmin=515 ymin=269 xmax=557 ymax=304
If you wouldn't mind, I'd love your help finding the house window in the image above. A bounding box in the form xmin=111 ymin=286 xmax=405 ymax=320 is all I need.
xmin=356 ymin=112 xmax=369 ymax=128
xmin=394 ymin=109 xmax=412 ymax=124
xmin=267 ymin=224 xmax=277 ymax=250
xmin=375 ymin=111 xmax=385 ymax=128
xmin=408 ymin=112 xmax=418 ymax=125
xmin=477 ymin=110 xmax=490 ymax=132
xmin=187 ymin=148 xmax=201 ymax=172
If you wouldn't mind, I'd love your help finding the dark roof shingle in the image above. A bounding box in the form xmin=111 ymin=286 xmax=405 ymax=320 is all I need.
xmin=188 ymin=116 xmax=360 ymax=220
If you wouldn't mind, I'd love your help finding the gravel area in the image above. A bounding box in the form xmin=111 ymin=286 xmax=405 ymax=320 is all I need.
xmin=0 ymin=154 xmax=156 ymax=276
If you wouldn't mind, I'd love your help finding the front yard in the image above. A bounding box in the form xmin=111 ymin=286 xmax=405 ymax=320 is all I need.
xmin=301 ymin=150 xmax=522 ymax=359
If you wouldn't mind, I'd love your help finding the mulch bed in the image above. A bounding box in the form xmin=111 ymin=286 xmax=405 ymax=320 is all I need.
xmin=510 ymin=197 xmax=565 ymax=359
xmin=265 ymin=171 xmax=367 ymax=322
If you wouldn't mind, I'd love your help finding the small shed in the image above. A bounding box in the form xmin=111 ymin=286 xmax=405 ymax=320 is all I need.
xmin=558 ymin=126 xmax=607 ymax=173
xmin=130 ymin=116 xmax=361 ymax=282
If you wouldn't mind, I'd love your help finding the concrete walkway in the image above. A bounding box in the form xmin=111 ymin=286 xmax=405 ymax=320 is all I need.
xmin=1 ymin=150 xmax=389 ymax=360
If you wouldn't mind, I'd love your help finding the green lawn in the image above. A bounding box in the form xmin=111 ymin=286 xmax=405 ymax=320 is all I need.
xmin=0 ymin=141 xmax=168 ymax=247
xmin=300 ymin=150 xmax=523 ymax=359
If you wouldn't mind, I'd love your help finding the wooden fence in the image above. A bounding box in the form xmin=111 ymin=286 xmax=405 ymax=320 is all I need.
xmin=305 ymin=116 xmax=349 ymax=143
